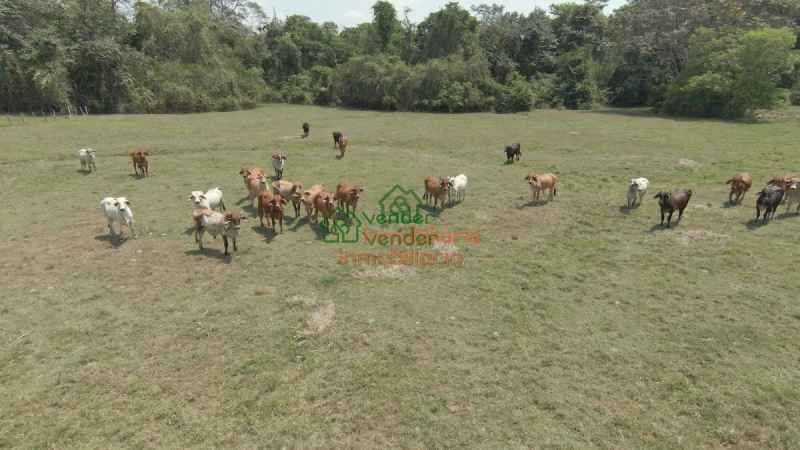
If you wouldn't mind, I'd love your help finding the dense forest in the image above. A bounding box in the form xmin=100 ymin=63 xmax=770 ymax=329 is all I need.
xmin=2 ymin=0 xmax=800 ymax=118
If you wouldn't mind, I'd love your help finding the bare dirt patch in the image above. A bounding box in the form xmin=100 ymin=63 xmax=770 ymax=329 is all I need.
xmin=352 ymin=264 xmax=416 ymax=280
xmin=303 ymin=301 xmax=335 ymax=335
xmin=677 ymin=229 xmax=728 ymax=244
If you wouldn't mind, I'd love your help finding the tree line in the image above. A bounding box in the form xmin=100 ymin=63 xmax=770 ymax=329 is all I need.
xmin=1 ymin=0 xmax=799 ymax=118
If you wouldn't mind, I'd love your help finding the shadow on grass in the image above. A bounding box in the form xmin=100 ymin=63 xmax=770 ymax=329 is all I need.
xmin=587 ymin=108 xmax=764 ymax=125
xmin=746 ymin=219 xmax=768 ymax=230
xmin=251 ymin=224 xmax=278 ymax=243
xmin=76 ymin=169 xmax=93 ymax=176
xmin=94 ymin=233 xmax=128 ymax=248
xmin=722 ymin=200 xmax=747 ymax=209
xmin=517 ymin=199 xmax=552 ymax=209
xmin=647 ymin=218 xmax=685 ymax=232
xmin=618 ymin=204 xmax=643 ymax=215
xmin=128 ymin=173 xmax=147 ymax=180
xmin=289 ymin=215 xmax=311 ymax=232
xmin=421 ymin=205 xmax=446 ymax=217
xmin=184 ymin=248 xmax=233 ymax=263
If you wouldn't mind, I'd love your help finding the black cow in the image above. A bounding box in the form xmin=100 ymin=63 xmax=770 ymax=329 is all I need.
xmin=333 ymin=131 xmax=343 ymax=149
xmin=756 ymin=185 xmax=784 ymax=223
xmin=302 ymin=122 xmax=310 ymax=138
xmin=654 ymin=189 xmax=693 ymax=228
xmin=505 ymin=143 xmax=521 ymax=163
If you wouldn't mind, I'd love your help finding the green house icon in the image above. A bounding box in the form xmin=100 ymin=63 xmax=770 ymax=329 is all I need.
xmin=378 ymin=185 xmax=424 ymax=219
xmin=322 ymin=208 xmax=362 ymax=243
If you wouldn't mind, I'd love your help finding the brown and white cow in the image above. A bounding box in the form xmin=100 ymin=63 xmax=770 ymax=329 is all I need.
xmin=194 ymin=209 xmax=246 ymax=255
xmin=272 ymin=180 xmax=304 ymax=217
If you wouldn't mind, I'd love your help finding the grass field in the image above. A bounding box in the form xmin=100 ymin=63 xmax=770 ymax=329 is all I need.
xmin=1 ymin=105 xmax=799 ymax=449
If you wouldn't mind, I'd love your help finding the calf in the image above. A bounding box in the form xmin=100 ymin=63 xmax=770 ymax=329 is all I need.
xmin=239 ymin=167 xmax=264 ymax=190
xmin=257 ymin=191 xmax=274 ymax=228
xmin=247 ymin=174 xmax=268 ymax=208
xmin=335 ymin=183 xmax=364 ymax=215
xmin=447 ymin=174 xmax=468 ymax=204
xmin=302 ymin=122 xmax=310 ymax=138
xmin=272 ymin=180 xmax=304 ymax=217
xmin=130 ymin=150 xmax=149 ymax=177
xmin=265 ymin=194 xmax=287 ymax=233
xmin=505 ymin=143 xmax=521 ymax=163
xmin=626 ymin=177 xmax=649 ymax=208
xmin=424 ymin=176 xmax=450 ymax=209
xmin=302 ymin=184 xmax=325 ymax=219
xmin=337 ymin=135 xmax=349 ymax=158
xmin=194 ymin=209 xmax=245 ymax=255
xmin=314 ymin=191 xmax=337 ymax=228
xmin=726 ymin=172 xmax=753 ymax=204
xmin=100 ymin=197 xmax=134 ymax=238
xmin=525 ymin=173 xmax=558 ymax=202
xmin=756 ymin=185 xmax=784 ymax=223
xmin=333 ymin=131 xmax=343 ymax=149
xmin=654 ymin=189 xmax=693 ymax=228
xmin=190 ymin=187 xmax=225 ymax=211
xmin=271 ymin=153 xmax=287 ymax=180
xmin=78 ymin=148 xmax=97 ymax=173
xmin=785 ymin=181 xmax=800 ymax=214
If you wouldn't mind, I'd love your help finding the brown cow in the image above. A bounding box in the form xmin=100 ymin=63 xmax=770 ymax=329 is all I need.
xmin=726 ymin=172 xmax=752 ymax=204
xmin=247 ymin=174 xmax=268 ymax=208
xmin=337 ymin=135 xmax=349 ymax=158
xmin=130 ymin=150 xmax=149 ymax=177
xmin=272 ymin=180 xmax=304 ymax=217
xmin=423 ymin=176 xmax=450 ymax=209
xmin=335 ymin=183 xmax=364 ymax=215
xmin=257 ymin=190 xmax=274 ymax=228
xmin=302 ymin=184 xmax=325 ymax=219
xmin=768 ymin=173 xmax=800 ymax=191
xmin=525 ymin=173 xmax=558 ymax=202
xmin=314 ymin=191 xmax=337 ymax=228
xmin=264 ymin=194 xmax=286 ymax=233
xmin=240 ymin=167 xmax=265 ymax=190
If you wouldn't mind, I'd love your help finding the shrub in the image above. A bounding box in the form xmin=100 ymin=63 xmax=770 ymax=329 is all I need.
xmin=495 ymin=73 xmax=534 ymax=113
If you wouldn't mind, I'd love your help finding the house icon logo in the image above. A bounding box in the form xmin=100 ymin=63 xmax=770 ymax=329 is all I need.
xmin=379 ymin=185 xmax=424 ymax=219
xmin=322 ymin=208 xmax=362 ymax=243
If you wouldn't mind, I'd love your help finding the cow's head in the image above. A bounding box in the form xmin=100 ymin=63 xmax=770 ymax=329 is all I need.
xmin=114 ymin=197 xmax=132 ymax=214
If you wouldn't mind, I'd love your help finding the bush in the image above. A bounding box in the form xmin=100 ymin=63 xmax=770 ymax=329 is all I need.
xmin=662 ymin=72 xmax=732 ymax=117
xmin=495 ymin=73 xmax=534 ymax=113
xmin=215 ymin=96 xmax=240 ymax=112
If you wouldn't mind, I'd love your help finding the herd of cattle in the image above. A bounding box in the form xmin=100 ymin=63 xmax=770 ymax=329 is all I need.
xmin=79 ymin=131 xmax=800 ymax=256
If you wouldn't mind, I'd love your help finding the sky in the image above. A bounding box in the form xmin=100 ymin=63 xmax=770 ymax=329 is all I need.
xmin=254 ymin=0 xmax=628 ymax=28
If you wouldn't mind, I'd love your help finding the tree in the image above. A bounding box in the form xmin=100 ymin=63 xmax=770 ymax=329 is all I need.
xmin=415 ymin=3 xmax=478 ymax=61
xmin=371 ymin=1 xmax=399 ymax=53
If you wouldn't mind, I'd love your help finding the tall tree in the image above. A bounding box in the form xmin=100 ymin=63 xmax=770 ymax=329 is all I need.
xmin=371 ymin=1 xmax=399 ymax=53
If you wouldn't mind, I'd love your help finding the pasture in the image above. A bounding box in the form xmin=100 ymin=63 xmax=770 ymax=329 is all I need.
xmin=1 ymin=105 xmax=799 ymax=448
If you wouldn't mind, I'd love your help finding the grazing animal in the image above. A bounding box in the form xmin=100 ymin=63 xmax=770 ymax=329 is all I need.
xmin=271 ymin=153 xmax=287 ymax=180
xmin=505 ymin=143 xmax=521 ymax=163
xmin=525 ymin=173 xmax=558 ymax=202
xmin=756 ymin=185 xmax=784 ymax=223
xmin=302 ymin=184 xmax=325 ymax=219
xmin=335 ymin=183 xmax=364 ymax=215
xmin=265 ymin=194 xmax=287 ymax=233
xmin=130 ymin=150 xmax=149 ymax=177
xmin=100 ymin=197 xmax=134 ymax=238
xmin=257 ymin=191 xmax=274 ymax=228
xmin=423 ymin=176 xmax=450 ymax=209
xmin=726 ymin=172 xmax=753 ymax=204
xmin=447 ymin=174 xmax=468 ymax=204
xmin=239 ymin=167 xmax=264 ymax=190
xmin=78 ymin=148 xmax=97 ymax=172
xmin=654 ymin=189 xmax=693 ymax=228
xmin=194 ymin=209 xmax=245 ymax=255
xmin=313 ymin=191 xmax=337 ymax=228
xmin=337 ymin=135 xmax=349 ymax=158
xmin=784 ymin=181 xmax=800 ymax=214
xmin=272 ymin=180 xmax=304 ymax=217
xmin=190 ymin=187 xmax=225 ymax=211
xmin=246 ymin=174 xmax=268 ymax=208
xmin=302 ymin=122 xmax=310 ymax=138
xmin=626 ymin=177 xmax=649 ymax=208
xmin=333 ymin=131 xmax=343 ymax=149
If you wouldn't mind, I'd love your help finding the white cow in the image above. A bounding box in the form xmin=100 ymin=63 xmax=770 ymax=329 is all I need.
xmin=100 ymin=197 xmax=134 ymax=238
xmin=447 ymin=174 xmax=468 ymax=204
xmin=190 ymin=187 xmax=225 ymax=211
xmin=78 ymin=148 xmax=97 ymax=172
xmin=627 ymin=177 xmax=649 ymax=208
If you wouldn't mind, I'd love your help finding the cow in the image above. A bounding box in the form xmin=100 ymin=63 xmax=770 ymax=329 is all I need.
xmin=505 ymin=144 xmax=521 ymax=163
xmin=194 ymin=209 xmax=246 ymax=255
xmin=424 ymin=176 xmax=450 ymax=209
xmin=627 ymin=177 xmax=649 ymax=208
xmin=272 ymin=180 xmax=304 ymax=217
xmin=78 ymin=148 xmax=97 ymax=173
xmin=335 ymin=183 xmax=364 ymax=216
xmin=100 ymin=197 xmax=134 ymax=238
xmin=302 ymin=122 xmax=310 ymax=138
xmin=726 ymin=172 xmax=752 ymax=204
xmin=525 ymin=173 xmax=558 ymax=202
xmin=130 ymin=150 xmax=149 ymax=177
xmin=447 ymin=174 xmax=468 ymax=204
xmin=302 ymin=184 xmax=325 ymax=219
xmin=190 ymin=187 xmax=225 ymax=211
xmin=313 ymin=191 xmax=337 ymax=228
xmin=785 ymin=181 xmax=800 ymax=214
xmin=271 ymin=153 xmax=287 ymax=180
xmin=257 ymin=191 xmax=274 ymax=228
xmin=756 ymin=185 xmax=784 ymax=223
xmin=337 ymin=135 xmax=349 ymax=158
xmin=239 ymin=167 xmax=264 ymax=190
xmin=247 ymin=174 xmax=268 ymax=208
xmin=333 ymin=131 xmax=343 ymax=149
xmin=654 ymin=189 xmax=693 ymax=228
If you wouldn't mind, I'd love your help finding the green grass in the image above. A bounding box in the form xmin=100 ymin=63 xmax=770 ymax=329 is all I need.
xmin=1 ymin=105 xmax=799 ymax=449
